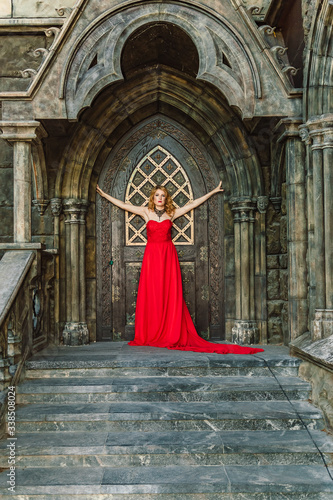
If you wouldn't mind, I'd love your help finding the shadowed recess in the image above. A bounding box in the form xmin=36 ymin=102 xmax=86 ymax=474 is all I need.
xmin=121 ymin=22 xmax=200 ymax=79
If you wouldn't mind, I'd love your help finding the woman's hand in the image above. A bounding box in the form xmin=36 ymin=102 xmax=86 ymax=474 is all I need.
xmin=212 ymin=181 xmax=224 ymax=194
xmin=96 ymin=184 xmax=105 ymax=197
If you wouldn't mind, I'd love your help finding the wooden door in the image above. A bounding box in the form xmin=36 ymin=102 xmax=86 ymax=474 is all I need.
xmin=96 ymin=118 xmax=224 ymax=341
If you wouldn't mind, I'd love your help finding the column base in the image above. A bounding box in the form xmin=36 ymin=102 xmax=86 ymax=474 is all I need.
xmin=313 ymin=309 xmax=333 ymax=341
xmin=62 ymin=322 xmax=89 ymax=346
xmin=232 ymin=320 xmax=259 ymax=345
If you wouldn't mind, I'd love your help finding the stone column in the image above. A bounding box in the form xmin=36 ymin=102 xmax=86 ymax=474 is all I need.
xmin=0 ymin=121 xmax=40 ymax=243
xmin=299 ymin=125 xmax=316 ymax=335
xmin=256 ymin=196 xmax=269 ymax=343
xmin=307 ymin=114 xmax=333 ymax=339
xmin=62 ymin=199 xmax=89 ymax=345
xmin=276 ymin=118 xmax=308 ymax=341
xmin=230 ymin=198 xmax=259 ymax=344
xmin=51 ymin=198 xmax=62 ymax=343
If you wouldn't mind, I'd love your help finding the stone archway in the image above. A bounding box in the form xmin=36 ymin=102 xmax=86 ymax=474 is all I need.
xmin=96 ymin=116 xmax=224 ymax=341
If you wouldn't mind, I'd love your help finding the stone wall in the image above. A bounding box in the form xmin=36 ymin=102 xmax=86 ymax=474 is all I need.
xmin=266 ymin=179 xmax=288 ymax=344
xmin=0 ymin=139 xmax=13 ymax=247
xmin=299 ymin=361 xmax=333 ymax=432
xmin=0 ymin=0 xmax=76 ymax=18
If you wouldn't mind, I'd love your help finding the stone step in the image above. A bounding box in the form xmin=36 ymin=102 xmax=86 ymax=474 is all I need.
xmin=13 ymin=400 xmax=324 ymax=432
xmin=24 ymin=345 xmax=301 ymax=379
xmin=16 ymin=375 xmax=310 ymax=404
xmin=1 ymin=430 xmax=332 ymax=468
xmin=0 ymin=465 xmax=333 ymax=497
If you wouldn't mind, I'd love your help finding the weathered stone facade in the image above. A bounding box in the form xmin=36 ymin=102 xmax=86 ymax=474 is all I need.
xmin=0 ymin=0 xmax=332 ymax=422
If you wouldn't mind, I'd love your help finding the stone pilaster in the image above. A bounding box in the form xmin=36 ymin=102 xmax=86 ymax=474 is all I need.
xmin=62 ymin=199 xmax=89 ymax=346
xmin=230 ymin=198 xmax=259 ymax=344
xmin=275 ymin=118 xmax=308 ymax=341
xmin=0 ymin=121 xmax=40 ymax=243
xmin=306 ymin=114 xmax=333 ymax=339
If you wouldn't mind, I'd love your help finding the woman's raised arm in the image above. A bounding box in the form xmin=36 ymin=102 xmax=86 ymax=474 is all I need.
xmin=96 ymin=185 xmax=147 ymax=217
xmin=172 ymin=181 xmax=224 ymax=220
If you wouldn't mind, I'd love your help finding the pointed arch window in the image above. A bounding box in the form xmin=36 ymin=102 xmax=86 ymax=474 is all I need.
xmin=125 ymin=145 xmax=194 ymax=246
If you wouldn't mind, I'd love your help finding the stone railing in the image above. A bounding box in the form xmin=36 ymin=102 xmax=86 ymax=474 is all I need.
xmin=0 ymin=245 xmax=54 ymax=437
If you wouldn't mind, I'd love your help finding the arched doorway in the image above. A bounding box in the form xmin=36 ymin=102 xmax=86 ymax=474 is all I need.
xmin=96 ymin=117 xmax=224 ymax=341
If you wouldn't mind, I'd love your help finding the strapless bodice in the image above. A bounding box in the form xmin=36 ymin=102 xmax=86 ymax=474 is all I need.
xmin=146 ymin=219 xmax=172 ymax=243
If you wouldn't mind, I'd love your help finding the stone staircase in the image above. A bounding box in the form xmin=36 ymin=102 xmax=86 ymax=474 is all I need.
xmin=0 ymin=342 xmax=333 ymax=499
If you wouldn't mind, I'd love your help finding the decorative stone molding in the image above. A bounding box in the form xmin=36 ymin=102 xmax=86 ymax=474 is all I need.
xmin=232 ymin=320 xmax=259 ymax=345
xmin=313 ymin=310 xmax=333 ymax=341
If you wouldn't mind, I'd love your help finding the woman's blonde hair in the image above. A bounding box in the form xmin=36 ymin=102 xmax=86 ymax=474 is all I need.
xmin=148 ymin=185 xmax=175 ymax=216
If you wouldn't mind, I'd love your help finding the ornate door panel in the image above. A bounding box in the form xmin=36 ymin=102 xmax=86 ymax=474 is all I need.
xmin=96 ymin=118 xmax=224 ymax=341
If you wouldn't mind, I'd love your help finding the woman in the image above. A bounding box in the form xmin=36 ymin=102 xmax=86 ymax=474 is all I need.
xmin=96 ymin=182 xmax=263 ymax=354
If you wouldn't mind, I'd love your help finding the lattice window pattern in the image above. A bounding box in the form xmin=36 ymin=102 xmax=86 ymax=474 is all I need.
xmin=125 ymin=146 xmax=194 ymax=246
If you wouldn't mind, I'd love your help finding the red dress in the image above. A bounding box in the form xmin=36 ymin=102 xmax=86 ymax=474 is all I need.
xmin=128 ymin=219 xmax=264 ymax=355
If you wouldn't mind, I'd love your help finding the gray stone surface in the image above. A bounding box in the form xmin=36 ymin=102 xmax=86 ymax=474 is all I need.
xmin=1 ymin=343 xmax=332 ymax=497
xmin=0 ymin=250 xmax=34 ymax=324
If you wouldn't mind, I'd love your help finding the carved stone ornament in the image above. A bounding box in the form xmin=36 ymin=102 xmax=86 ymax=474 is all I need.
xmin=270 ymin=196 xmax=282 ymax=212
xmin=247 ymin=6 xmax=263 ymax=15
xmin=302 ymin=0 xmax=316 ymax=42
xmin=258 ymin=25 xmax=276 ymax=36
xmin=20 ymin=69 xmax=37 ymax=79
xmin=62 ymin=322 xmax=89 ymax=346
xmin=232 ymin=320 xmax=259 ymax=345
xmin=299 ymin=125 xmax=311 ymax=145
xmin=32 ymin=199 xmax=49 ymax=216
xmin=282 ymin=66 xmax=299 ymax=77
xmin=55 ymin=7 xmax=73 ymax=17
xmin=257 ymin=196 xmax=269 ymax=214
xmin=44 ymin=27 xmax=61 ymax=50
xmin=33 ymin=48 xmax=49 ymax=60
xmin=50 ymin=198 xmax=62 ymax=217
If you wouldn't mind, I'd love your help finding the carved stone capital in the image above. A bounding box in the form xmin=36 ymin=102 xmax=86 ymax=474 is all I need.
xmin=270 ymin=196 xmax=282 ymax=212
xmin=62 ymin=322 xmax=89 ymax=346
xmin=232 ymin=320 xmax=259 ymax=345
xmin=63 ymin=199 xmax=89 ymax=224
xmin=50 ymin=198 xmax=62 ymax=217
xmin=257 ymin=196 xmax=269 ymax=214
xmin=0 ymin=121 xmax=40 ymax=143
xmin=274 ymin=118 xmax=304 ymax=143
xmin=306 ymin=114 xmax=333 ymax=150
xmin=229 ymin=198 xmax=256 ymax=222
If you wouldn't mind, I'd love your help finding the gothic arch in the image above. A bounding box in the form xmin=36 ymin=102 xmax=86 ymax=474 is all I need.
xmin=62 ymin=3 xmax=261 ymax=120
xmin=56 ymin=69 xmax=264 ymax=201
